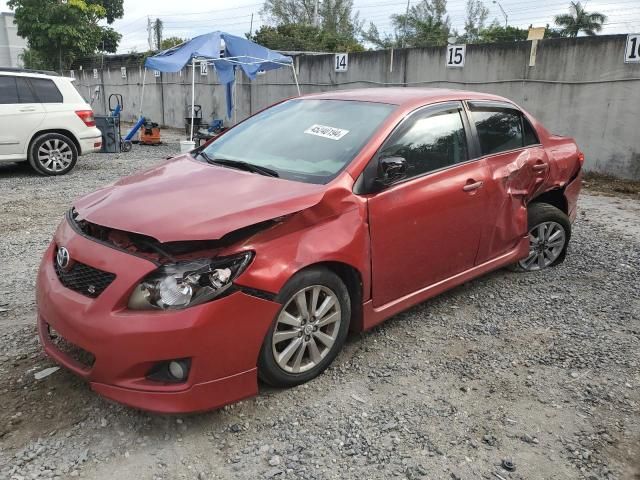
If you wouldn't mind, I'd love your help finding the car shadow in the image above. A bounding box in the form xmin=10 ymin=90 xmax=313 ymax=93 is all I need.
xmin=0 ymin=161 xmax=38 ymax=178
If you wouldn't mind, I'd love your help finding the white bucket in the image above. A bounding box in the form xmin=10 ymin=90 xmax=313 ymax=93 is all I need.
xmin=180 ymin=140 xmax=196 ymax=153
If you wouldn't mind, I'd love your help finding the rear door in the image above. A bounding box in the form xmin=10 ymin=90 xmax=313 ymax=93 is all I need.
xmin=0 ymin=75 xmax=46 ymax=157
xmin=367 ymin=102 xmax=490 ymax=307
xmin=466 ymin=102 xmax=551 ymax=264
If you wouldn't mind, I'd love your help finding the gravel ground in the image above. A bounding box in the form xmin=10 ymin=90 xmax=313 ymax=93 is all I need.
xmin=0 ymin=135 xmax=638 ymax=480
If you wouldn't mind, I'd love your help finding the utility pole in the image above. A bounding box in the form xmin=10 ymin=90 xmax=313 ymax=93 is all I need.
xmin=492 ymin=0 xmax=508 ymax=27
xmin=313 ymin=0 xmax=319 ymax=27
xmin=147 ymin=17 xmax=153 ymax=51
xmin=249 ymin=13 xmax=254 ymax=37
xmin=402 ymin=0 xmax=410 ymax=48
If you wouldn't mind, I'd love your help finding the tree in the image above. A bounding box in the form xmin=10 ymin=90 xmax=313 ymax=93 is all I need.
xmin=161 ymin=37 xmax=186 ymax=50
xmin=8 ymin=0 xmax=123 ymax=71
xmin=153 ymin=18 xmax=163 ymax=51
xmin=252 ymin=24 xmax=363 ymax=52
xmin=362 ymin=23 xmax=396 ymax=49
xmin=100 ymin=28 xmax=121 ymax=53
xmin=554 ymin=1 xmax=606 ymax=37
xmin=19 ymin=49 xmax=50 ymax=71
xmin=364 ymin=0 xmax=451 ymax=49
xmin=260 ymin=0 xmax=316 ymax=25
xmin=89 ymin=0 xmax=124 ymax=24
xmin=260 ymin=0 xmax=363 ymax=50
xmin=477 ymin=22 xmax=528 ymax=43
xmin=462 ymin=0 xmax=489 ymax=42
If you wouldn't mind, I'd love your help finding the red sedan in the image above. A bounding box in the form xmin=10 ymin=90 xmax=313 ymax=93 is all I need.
xmin=36 ymin=88 xmax=583 ymax=413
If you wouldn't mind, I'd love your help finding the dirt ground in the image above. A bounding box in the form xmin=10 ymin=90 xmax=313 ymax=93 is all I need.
xmin=0 ymin=137 xmax=638 ymax=480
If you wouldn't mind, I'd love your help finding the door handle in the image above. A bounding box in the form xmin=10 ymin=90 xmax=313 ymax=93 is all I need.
xmin=19 ymin=107 xmax=36 ymax=112
xmin=532 ymin=163 xmax=548 ymax=172
xmin=462 ymin=180 xmax=484 ymax=192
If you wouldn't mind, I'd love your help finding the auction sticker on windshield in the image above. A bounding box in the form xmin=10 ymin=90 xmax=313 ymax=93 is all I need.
xmin=304 ymin=124 xmax=350 ymax=140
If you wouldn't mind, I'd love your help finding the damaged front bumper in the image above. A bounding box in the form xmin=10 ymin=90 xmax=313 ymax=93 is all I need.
xmin=36 ymin=218 xmax=281 ymax=413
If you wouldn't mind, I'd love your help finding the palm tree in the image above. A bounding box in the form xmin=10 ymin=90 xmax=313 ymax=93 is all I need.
xmin=554 ymin=1 xmax=607 ymax=37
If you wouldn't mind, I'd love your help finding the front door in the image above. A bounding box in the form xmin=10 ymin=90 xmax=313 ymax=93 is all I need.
xmin=367 ymin=102 xmax=489 ymax=307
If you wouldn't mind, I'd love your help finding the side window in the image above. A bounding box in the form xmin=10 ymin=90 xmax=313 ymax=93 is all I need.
xmin=380 ymin=108 xmax=468 ymax=179
xmin=29 ymin=78 xmax=63 ymax=103
xmin=16 ymin=78 xmax=38 ymax=103
xmin=0 ymin=76 xmax=19 ymax=104
xmin=522 ymin=116 xmax=540 ymax=146
xmin=471 ymin=108 xmax=524 ymax=155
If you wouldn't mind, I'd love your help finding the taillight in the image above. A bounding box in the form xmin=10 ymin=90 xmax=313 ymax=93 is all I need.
xmin=75 ymin=110 xmax=96 ymax=127
xmin=577 ymin=152 xmax=585 ymax=166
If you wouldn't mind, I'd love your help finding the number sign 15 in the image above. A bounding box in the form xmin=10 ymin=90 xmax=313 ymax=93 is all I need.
xmin=446 ymin=45 xmax=466 ymax=68
xmin=335 ymin=53 xmax=348 ymax=72
xmin=625 ymin=34 xmax=640 ymax=63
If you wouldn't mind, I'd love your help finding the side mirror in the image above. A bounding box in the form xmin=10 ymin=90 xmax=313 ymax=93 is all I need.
xmin=378 ymin=156 xmax=408 ymax=186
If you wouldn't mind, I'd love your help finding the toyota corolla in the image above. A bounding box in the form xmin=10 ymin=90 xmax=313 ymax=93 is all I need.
xmin=36 ymin=88 xmax=583 ymax=413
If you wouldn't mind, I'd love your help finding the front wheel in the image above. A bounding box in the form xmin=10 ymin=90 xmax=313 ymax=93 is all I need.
xmin=512 ymin=202 xmax=571 ymax=272
xmin=258 ymin=267 xmax=351 ymax=388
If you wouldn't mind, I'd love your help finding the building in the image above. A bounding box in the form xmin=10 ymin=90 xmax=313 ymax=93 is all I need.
xmin=0 ymin=12 xmax=27 ymax=68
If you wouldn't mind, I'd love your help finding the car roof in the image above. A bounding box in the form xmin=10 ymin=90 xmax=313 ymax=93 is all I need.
xmin=300 ymin=87 xmax=513 ymax=107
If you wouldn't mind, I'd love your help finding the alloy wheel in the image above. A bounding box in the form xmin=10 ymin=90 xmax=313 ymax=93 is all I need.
xmin=518 ymin=221 xmax=566 ymax=271
xmin=272 ymin=285 xmax=342 ymax=374
xmin=37 ymin=139 xmax=73 ymax=173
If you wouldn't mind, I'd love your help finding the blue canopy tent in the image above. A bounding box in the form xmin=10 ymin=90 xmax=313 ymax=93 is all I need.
xmin=142 ymin=32 xmax=300 ymax=141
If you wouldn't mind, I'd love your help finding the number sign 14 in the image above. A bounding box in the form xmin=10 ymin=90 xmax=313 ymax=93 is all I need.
xmin=446 ymin=45 xmax=466 ymax=68
xmin=625 ymin=34 xmax=640 ymax=63
xmin=335 ymin=53 xmax=348 ymax=72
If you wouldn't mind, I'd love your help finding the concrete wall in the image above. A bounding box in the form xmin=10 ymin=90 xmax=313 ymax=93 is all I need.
xmin=0 ymin=12 xmax=26 ymax=68
xmin=74 ymin=35 xmax=640 ymax=179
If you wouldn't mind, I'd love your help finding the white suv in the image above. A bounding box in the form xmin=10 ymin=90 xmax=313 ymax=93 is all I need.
xmin=0 ymin=69 xmax=102 ymax=175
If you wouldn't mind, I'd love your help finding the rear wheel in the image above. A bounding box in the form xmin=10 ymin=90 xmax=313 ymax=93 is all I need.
xmin=258 ymin=267 xmax=351 ymax=388
xmin=512 ymin=202 xmax=571 ymax=272
xmin=28 ymin=133 xmax=78 ymax=175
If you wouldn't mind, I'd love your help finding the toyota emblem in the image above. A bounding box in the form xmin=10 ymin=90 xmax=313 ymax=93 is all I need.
xmin=56 ymin=247 xmax=71 ymax=270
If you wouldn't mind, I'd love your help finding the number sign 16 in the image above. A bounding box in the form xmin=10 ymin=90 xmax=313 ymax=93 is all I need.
xmin=335 ymin=53 xmax=348 ymax=72
xmin=446 ymin=45 xmax=466 ymax=68
xmin=625 ymin=34 xmax=640 ymax=63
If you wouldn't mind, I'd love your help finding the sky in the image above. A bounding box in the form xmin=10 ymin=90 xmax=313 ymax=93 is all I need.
xmin=1 ymin=0 xmax=639 ymax=53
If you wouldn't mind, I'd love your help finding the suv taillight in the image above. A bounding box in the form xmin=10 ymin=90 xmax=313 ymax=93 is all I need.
xmin=75 ymin=110 xmax=96 ymax=127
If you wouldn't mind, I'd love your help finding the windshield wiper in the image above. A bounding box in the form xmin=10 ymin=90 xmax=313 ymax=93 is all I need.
xmin=198 ymin=152 xmax=279 ymax=178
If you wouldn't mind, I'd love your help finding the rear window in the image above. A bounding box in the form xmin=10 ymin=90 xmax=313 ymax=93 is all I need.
xmin=29 ymin=78 xmax=63 ymax=103
xmin=16 ymin=78 xmax=38 ymax=103
xmin=471 ymin=108 xmax=524 ymax=155
xmin=523 ymin=116 xmax=540 ymax=145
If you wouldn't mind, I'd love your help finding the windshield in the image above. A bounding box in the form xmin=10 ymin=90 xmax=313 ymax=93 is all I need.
xmin=202 ymin=99 xmax=395 ymax=184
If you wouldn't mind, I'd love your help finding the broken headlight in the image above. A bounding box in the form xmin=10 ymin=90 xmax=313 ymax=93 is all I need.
xmin=128 ymin=252 xmax=253 ymax=310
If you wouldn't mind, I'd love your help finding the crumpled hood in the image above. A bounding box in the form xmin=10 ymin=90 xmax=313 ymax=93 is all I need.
xmin=74 ymin=155 xmax=327 ymax=242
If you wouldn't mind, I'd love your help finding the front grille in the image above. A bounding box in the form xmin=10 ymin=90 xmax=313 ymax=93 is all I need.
xmin=53 ymin=253 xmax=115 ymax=298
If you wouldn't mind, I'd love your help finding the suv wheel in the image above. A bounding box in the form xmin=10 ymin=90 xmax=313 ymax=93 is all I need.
xmin=29 ymin=133 xmax=78 ymax=176
xmin=258 ymin=267 xmax=351 ymax=388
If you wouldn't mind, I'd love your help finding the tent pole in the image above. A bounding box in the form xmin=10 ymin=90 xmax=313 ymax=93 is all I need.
xmin=291 ymin=63 xmax=301 ymax=96
xmin=233 ymin=68 xmax=238 ymax=125
xmin=139 ymin=68 xmax=147 ymax=118
xmin=190 ymin=59 xmax=195 ymax=142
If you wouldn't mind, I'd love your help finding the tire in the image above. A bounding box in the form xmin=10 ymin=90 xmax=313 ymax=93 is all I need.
xmin=28 ymin=133 xmax=78 ymax=176
xmin=258 ymin=267 xmax=351 ymax=388
xmin=511 ymin=202 xmax=571 ymax=272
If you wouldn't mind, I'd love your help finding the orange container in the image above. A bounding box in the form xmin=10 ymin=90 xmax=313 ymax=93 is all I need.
xmin=139 ymin=126 xmax=161 ymax=145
